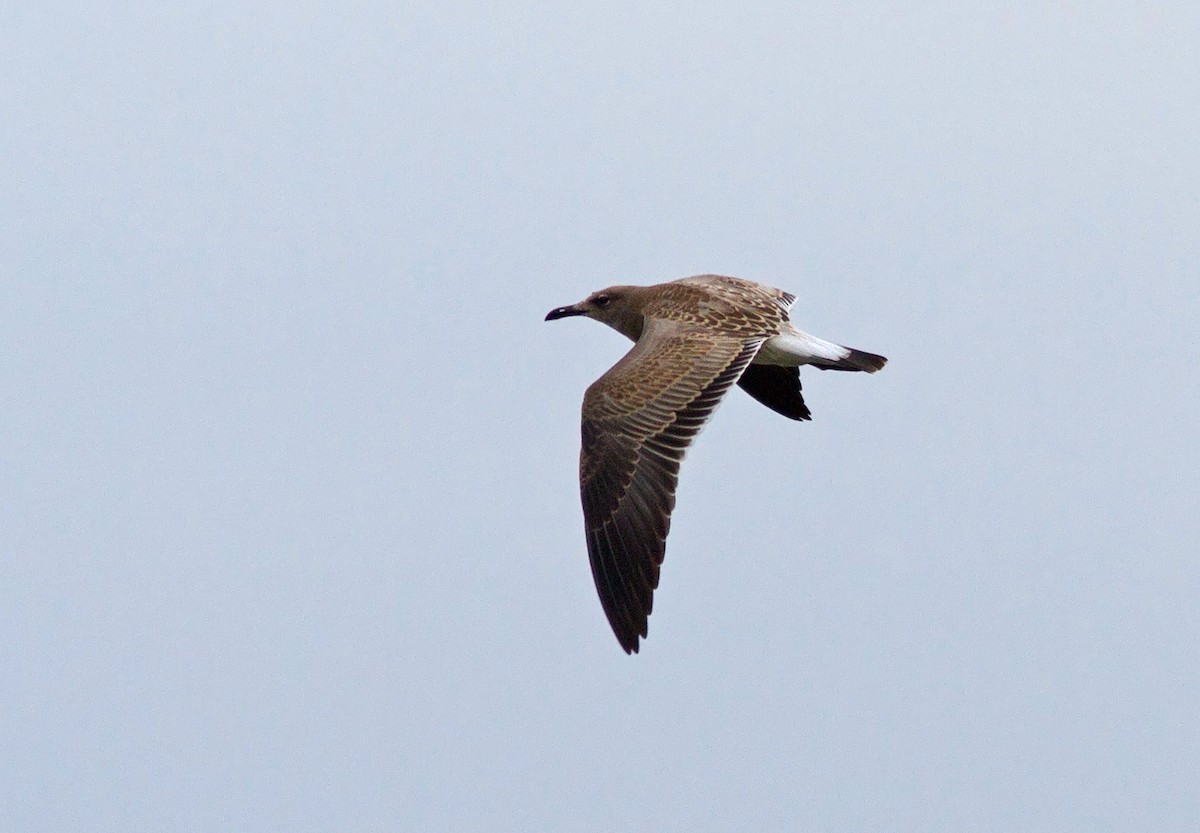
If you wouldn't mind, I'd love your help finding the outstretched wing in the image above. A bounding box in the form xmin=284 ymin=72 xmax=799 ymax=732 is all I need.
xmin=579 ymin=319 xmax=764 ymax=653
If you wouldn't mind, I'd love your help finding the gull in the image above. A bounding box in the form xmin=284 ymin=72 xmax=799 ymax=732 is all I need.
xmin=545 ymin=274 xmax=887 ymax=654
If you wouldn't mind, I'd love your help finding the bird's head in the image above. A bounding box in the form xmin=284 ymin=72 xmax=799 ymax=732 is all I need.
xmin=545 ymin=286 xmax=643 ymax=341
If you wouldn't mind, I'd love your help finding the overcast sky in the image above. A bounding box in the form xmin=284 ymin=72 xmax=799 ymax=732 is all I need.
xmin=4 ymin=3 xmax=1198 ymax=831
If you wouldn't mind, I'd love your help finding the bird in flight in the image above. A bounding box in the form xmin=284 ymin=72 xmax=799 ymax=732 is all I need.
xmin=546 ymin=274 xmax=887 ymax=653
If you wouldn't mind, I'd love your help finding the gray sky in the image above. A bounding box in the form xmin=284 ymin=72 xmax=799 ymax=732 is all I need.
xmin=4 ymin=3 xmax=1198 ymax=831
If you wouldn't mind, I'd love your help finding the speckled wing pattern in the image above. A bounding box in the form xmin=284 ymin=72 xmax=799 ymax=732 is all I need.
xmin=580 ymin=316 xmax=766 ymax=653
xmin=669 ymin=275 xmax=813 ymax=420
xmin=654 ymin=274 xmax=795 ymax=329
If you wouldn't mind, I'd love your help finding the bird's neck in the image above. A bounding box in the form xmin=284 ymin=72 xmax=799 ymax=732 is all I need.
xmin=606 ymin=310 xmax=644 ymax=342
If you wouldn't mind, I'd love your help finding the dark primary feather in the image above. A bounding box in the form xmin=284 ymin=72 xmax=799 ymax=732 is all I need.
xmin=736 ymin=364 xmax=812 ymax=421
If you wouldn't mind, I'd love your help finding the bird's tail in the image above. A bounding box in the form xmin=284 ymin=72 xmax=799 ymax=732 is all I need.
xmin=813 ymin=346 xmax=888 ymax=373
xmin=765 ymin=332 xmax=888 ymax=373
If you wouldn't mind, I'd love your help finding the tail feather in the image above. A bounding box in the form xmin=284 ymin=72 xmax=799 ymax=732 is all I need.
xmin=763 ymin=332 xmax=887 ymax=373
xmin=813 ymin=347 xmax=887 ymax=373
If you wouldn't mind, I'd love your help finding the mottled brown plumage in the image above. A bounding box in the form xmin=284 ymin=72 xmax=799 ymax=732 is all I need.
xmin=546 ymin=275 xmax=886 ymax=653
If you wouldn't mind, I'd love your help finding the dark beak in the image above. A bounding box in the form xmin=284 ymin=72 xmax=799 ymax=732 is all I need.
xmin=545 ymin=304 xmax=585 ymax=321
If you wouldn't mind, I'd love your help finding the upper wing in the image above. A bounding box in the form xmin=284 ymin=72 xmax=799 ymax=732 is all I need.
xmin=579 ymin=318 xmax=764 ymax=653
xmin=674 ymin=274 xmax=796 ymax=312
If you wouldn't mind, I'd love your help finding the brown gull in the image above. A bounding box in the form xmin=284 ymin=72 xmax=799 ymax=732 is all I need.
xmin=546 ymin=274 xmax=886 ymax=653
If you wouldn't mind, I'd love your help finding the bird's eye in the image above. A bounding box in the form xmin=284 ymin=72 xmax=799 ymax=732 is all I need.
xmin=594 ymin=295 xmax=610 ymax=307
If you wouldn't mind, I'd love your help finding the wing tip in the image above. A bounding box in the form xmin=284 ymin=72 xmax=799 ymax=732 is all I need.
xmin=610 ymin=611 xmax=648 ymax=654
xmin=616 ymin=628 xmax=644 ymax=654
